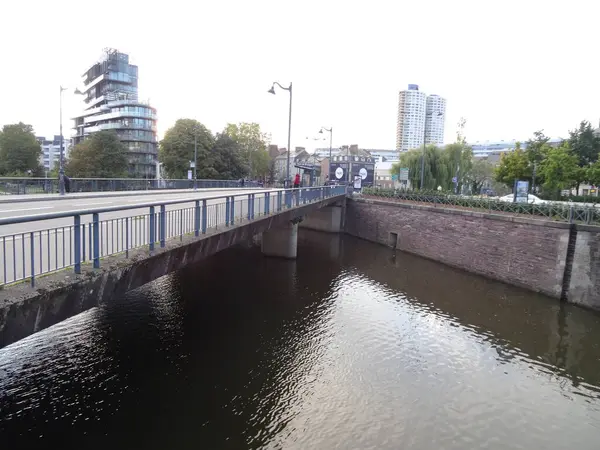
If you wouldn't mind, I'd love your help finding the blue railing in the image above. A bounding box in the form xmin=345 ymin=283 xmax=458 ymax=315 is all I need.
xmin=0 ymin=177 xmax=261 ymax=195
xmin=0 ymin=186 xmax=345 ymax=287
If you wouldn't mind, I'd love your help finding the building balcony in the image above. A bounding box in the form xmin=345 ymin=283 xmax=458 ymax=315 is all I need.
xmin=83 ymin=110 xmax=157 ymax=124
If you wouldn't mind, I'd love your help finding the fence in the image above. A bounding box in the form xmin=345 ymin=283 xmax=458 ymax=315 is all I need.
xmin=362 ymin=188 xmax=600 ymax=226
xmin=0 ymin=186 xmax=346 ymax=288
xmin=0 ymin=177 xmax=260 ymax=195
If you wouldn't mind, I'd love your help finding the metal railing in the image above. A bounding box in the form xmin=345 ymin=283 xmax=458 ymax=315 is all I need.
xmin=362 ymin=189 xmax=600 ymax=226
xmin=0 ymin=186 xmax=346 ymax=288
xmin=0 ymin=177 xmax=262 ymax=195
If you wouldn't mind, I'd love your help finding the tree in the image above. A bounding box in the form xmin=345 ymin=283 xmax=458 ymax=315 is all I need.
xmin=267 ymin=159 xmax=277 ymax=184
xmin=494 ymin=143 xmax=531 ymax=188
xmin=224 ymin=122 xmax=270 ymax=178
xmin=587 ymin=159 xmax=600 ymax=187
xmin=207 ymin=133 xmax=247 ymax=180
xmin=538 ymin=142 xmax=579 ymax=198
xmin=0 ymin=122 xmax=42 ymax=175
xmin=66 ymin=131 xmax=128 ymax=178
xmin=159 ymin=119 xmax=214 ymax=179
xmin=468 ymin=158 xmax=495 ymax=194
xmin=569 ymin=120 xmax=600 ymax=167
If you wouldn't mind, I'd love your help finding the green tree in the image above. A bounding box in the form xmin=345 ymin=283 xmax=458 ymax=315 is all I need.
xmin=569 ymin=120 xmax=600 ymax=167
xmin=66 ymin=131 xmax=128 ymax=178
xmin=468 ymin=158 xmax=495 ymax=194
xmin=207 ymin=133 xmax=247 ymax=180
xmin=224 ymin=122 xmax=270 ymax=178
xmin=494 ymin=143 xmax=531 ymax=187
xmin=587 ymin=160 xmax=600 ymax=187
xmin=443 ymin=142 xmax=473 ymax=192
xmin=159 ymin=119 xmax=214 ymax=179
xmin=525 ymin=130 xmax=550 ymax=164
xmin=538 ymin=142 xmax=579 ymax=198
xmin=0 ymin=122 xmax=42 ymax=175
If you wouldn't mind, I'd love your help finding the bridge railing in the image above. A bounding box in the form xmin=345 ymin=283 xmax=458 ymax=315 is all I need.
xmin=0 ymin=186 xmax=345 ymax=288
xmin=0 ymin=177 xmax=261 ymax=195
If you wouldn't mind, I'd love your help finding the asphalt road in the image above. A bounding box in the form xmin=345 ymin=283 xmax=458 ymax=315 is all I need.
xmin=0 ymin=188 xmax=284 ymax=285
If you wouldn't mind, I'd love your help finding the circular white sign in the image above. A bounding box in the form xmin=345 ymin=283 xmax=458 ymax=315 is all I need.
xmin=359 ymin=168 xmax=368 ymax=180
xmin=335 ymin=167 xmax=344 ymax=179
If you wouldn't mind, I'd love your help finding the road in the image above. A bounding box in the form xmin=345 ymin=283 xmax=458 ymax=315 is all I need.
xmin=0 ymin=188 xmax=286 ymax=286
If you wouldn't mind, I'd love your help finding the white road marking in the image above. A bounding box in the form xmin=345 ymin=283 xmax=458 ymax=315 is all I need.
xmin=72 ymin=201 xmax=114 ymax=206
xmin=0 ymin=206 xmax=53 ymax=214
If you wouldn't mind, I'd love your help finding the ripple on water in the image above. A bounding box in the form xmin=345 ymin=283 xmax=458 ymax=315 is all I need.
xmin=1 ymin=239 xmax=600 ymax=449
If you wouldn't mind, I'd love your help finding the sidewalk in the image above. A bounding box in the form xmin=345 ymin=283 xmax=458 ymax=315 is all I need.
xmin=0 ymin=187 xmax=260 ymax=204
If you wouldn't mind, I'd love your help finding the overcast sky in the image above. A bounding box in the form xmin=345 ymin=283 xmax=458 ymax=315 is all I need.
xmin=1 ymin=0 xmax=598 ymax=151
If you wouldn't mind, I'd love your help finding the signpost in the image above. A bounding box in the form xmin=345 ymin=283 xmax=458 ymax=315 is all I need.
xmin=399 ymin=168 xmax=409 ymax=181
xmin=513 ymin=180 xmax=530 ymax=203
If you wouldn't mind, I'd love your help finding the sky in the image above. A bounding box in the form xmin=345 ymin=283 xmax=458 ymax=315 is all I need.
xmin=1 ymin=0 xmax=598 ymax=152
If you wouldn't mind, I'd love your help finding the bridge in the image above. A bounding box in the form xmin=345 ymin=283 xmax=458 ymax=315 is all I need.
xmin=0 ymin=186 xmax=346 ymax=347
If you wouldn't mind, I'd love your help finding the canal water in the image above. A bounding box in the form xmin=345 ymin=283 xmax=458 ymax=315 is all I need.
xmin=1 ymin=231 xmax=600 ymax=449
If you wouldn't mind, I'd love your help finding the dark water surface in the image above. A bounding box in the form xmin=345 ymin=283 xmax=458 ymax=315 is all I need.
xmin=1 ymin=231 xmax=600 ymax=449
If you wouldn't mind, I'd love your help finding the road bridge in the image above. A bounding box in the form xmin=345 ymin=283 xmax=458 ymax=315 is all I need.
xmin=0 ymin=186 xmax=346 ymax=347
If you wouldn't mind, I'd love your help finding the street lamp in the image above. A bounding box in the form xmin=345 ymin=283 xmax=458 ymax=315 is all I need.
xmin=59 ymin=86 xmax=83 ymax=195
xmin=318 ymin=126 xmax=333 ymax=172
xmin=420 ymin=111 xmax=443 ymax=190
xmin=268 ymin=81 xmax=292 ymax=187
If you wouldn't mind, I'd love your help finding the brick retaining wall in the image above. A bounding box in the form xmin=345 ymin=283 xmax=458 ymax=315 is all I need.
xmin=345 ymin=197 xmax=600 ymax=309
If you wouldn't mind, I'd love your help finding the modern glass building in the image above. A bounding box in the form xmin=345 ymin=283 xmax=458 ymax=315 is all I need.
xmin=73 ymin=49 xmax=158 ymax=178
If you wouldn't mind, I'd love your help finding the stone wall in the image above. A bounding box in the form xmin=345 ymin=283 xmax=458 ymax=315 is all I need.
xmin=568 ymin=226 xmax=600 ymax=309
xmin=345 ymin=197 xmax=600 ymax=309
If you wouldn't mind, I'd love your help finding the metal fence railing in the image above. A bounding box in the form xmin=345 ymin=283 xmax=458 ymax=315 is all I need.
xmin=0 ymin=186 xmax=346 ymax=288
xmin=362 ymin=188 xmax=600 ymax=226
xmin=0 ymin=177 xmax=261 ymax=195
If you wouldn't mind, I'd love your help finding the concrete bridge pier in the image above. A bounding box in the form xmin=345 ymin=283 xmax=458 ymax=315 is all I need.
xmin=299 ymin=203 xmax=344 ymax=233
xmin=261 ymin=221 xmax=299 ymax=259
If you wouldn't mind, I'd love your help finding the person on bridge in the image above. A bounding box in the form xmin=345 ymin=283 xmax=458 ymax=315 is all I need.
xmin=293 ymin=173 xmax=300 ymax=189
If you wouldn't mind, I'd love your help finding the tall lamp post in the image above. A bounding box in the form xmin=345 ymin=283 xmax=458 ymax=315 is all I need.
xmin=420 ymin=112 xmax=443 ymax=190
xmin=319 ymin=126 xmax=333 ymax=182
xmin=59 ymin=86 xmax=83 ymax=195
xmin=268 ymin=82 xmax=292 ymax=187
xmin=194 ymin=133 xmax=198 ymax=191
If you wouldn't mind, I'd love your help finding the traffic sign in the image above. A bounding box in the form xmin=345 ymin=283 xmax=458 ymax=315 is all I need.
xmin=399 ymin=168 xmax=409 ymax=181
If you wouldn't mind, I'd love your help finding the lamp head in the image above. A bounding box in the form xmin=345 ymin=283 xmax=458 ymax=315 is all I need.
xmin=267 ymin=85 xmax=276 ymax=95
xmin=74 ymin=88 xmax=83 ymax=95
xmin=318 ymin=129 xmax=323 ymax=134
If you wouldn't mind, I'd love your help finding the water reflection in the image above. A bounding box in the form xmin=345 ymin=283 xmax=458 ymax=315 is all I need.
xmin=0 ymin=231 xmax=599 ymax=449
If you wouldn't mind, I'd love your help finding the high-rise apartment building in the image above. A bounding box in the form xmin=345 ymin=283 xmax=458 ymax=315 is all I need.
xmin=425 ymin=94 xmax=446 ymax=145
xmin=396 ymin=84 xmax=446 ymax=152
xmin=73 ymin=49 xmax=158 ymax=178
xmin=396 ymin=84 xmax=426 ymax=152
xmin=36 ymin=135 xmax=71 ymax=172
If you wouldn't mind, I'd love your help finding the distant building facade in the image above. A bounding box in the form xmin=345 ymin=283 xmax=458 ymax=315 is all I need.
xmin=36 ymin=135 xmax=71 ymax=172
xmin=425 ymin=94 xmax=446 ymax=145
xmin=396 ymin=84 xmax=446 ymax=152
xmin=73 ymin=49 xmax=158 ymax=178
xmin=470 ymin=138 xmax=563 ymax=158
